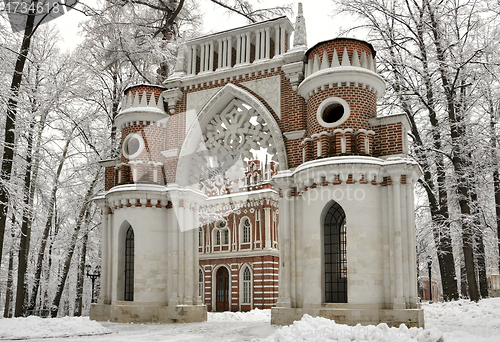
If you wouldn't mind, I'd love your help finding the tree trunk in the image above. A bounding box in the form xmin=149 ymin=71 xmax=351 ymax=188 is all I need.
xmin=489 ymin=108 xmax=500 ymax=274
xmin=14 ymin=117 xmax=37 ymax=317
xmin=460 ymin=256 xmax=468 ymax=298
xmin=27 ymin=135 xmax=73 ymax=312
xmin=50 ymin=170 xmax=101 ymax=317
xmin=475 ymin=230 xmax=488 ymax=298
xmin=3 ymin=216 xmax=17 ymax=318
xmin=0 ymin=0 xmax=38 ymax=270
xmin=74 ymin=213 xmax=89 ymax=317
xmin=470 ymin=187 xmax=488 ymax=298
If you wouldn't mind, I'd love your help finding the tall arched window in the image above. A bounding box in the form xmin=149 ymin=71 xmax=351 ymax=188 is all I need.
xmin=242 ymin=218 xmax=251 ymax=243
xmin=198 ymin=269 xmax=204 ymax=300
xmin=324 ymin=202 xmax=347 ymax=303
xmin=216 ymin=229 xmax=221 ymax=245
xmin=223 ymin=228 xmax=229 ymax=245
xmin=125 ymin=226 xmax=134 ymax=301
xmin=199 ymin=227 xmax=203 ymax=247
xmin=242 ymin=267 xmax=252 ymax=304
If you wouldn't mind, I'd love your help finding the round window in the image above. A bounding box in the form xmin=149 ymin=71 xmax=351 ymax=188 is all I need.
xmin=316 ymin=97 xmax=350 ymax=128
xmin=122 ymin=133 xmax=144 ymax=159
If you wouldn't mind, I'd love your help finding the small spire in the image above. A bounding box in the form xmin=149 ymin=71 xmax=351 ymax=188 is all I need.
xmin=331 ymin=49 xmax=340 ymax=67
xmin=140 ymin=91 xmax=148 ymax=107
xmin=293 ymin=3 xmax=307 ymax=47
xmin=321 ymin=51 xmax=329 ymax=70
xmin=360 ymin=52 xmax=368 ymax=69
xmin=312 ymin=54 xmax=320 ymax=73
xmin=352 ymin=49 xmax=361 ymax=67
xmin=174 ymin=33 xmax=188 ymax=74
xmin=341 ymin=47 xmax=351 ymax=66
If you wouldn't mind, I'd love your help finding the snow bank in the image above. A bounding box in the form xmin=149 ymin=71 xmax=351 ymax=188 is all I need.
xmin=208 ymin=308 xmax=271 ymax=322
xmin=263 ymin=314 xmax=443 ymax=342
xmin=424 ymin=298 xmax=500 ymax=341
xmin=0 ymin=316 xmax=110 ymax=340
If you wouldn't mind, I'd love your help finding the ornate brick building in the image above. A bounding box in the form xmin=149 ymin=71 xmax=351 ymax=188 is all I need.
xmin=198 ymin=160 xmax=279 ymax=312
xmin=91 ymin=3 xmax=423 ymax=327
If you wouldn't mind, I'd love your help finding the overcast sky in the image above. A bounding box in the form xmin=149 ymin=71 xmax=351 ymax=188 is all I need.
xmin=54 ymin=0 xmax=358 ymax=52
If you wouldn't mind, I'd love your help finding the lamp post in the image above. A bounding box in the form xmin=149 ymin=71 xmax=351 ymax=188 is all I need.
xmin=86 ymin=264 xmax=101 ymax=304
xmin=427 ymin=256 xmax=433 ymax=303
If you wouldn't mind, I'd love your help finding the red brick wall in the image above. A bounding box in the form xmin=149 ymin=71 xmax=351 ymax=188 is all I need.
xmin=124 ymin=85 xmax=165 ymax=103
xmin=199 ymin=255 xmax=279 ymax=311
xmin=307 ymin=38 xmax=374 ymax=63
xmin=372 ymin=122 xmax=404 ymax=156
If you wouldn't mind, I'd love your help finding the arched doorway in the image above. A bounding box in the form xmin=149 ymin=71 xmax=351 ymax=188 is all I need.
xmin=216 ymin=267 xmax=230 ymax=311
xmin=324 ymin=202 xmax=347 ymax=303
xmin=124 ymin=226 xmax=134 ymax=301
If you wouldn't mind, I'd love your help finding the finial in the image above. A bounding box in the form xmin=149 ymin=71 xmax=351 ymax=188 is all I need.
xmin=293 ymin=3 xmax=307 ymax=47
xmin=174 ymin=32 xmax=188 ymax=74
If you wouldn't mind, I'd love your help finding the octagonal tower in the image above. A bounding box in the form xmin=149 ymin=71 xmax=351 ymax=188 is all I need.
xmin=271 ymin=36 xmax=423 ymax=326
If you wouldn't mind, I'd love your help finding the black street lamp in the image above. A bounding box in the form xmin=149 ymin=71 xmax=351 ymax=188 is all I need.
xmin=427 ymin=256 xmax=433 ymax=303
xmin=86 ymin=264 xmax=101 ymax=304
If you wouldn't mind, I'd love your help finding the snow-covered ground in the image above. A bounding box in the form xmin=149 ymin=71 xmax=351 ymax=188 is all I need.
xmin=1 ymin=299 xmax=500 ymax=341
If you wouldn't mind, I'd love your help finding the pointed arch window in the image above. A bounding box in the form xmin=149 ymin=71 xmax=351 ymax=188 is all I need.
xmin=198 ymin=269 xmax=204 ymax=300
xmin=124 ymin=226 xmax=134 ymax=301
xmin=242 ymin=218 xmax=251 ymax=243
xmin=324 ymin=202 xmax=347 ymax=303
xmin=242 ymin=267 xmax=252 ymax=304
xmin=199 ymin=227 xmax=203 ymax=247
xmin=216 ymin=229 xmax=221 ymax=246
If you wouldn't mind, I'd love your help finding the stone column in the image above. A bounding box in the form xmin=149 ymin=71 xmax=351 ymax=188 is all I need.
xmin=184 ymin=200 xmax=194 ymax=305
xmin=255 ymin=29 xmax=261 ymax=60
xmin=209 ymin=41 xmax=214 ymax=71
xmin=217 ymin=39 xmax=222 ymax=69
xmin=178 ymin=201 xmax=185 ymax=304
xmin=400 ymin=180 xmax=410 ymax=304
xmin=289 ymin=192 xmax=296 ymax=305
xmin=236 ymin=35 xmax=241 ymax=64
xmin=280 ymin=27 xmax=286 ymax=55
xmin=227 ymin=38 xmax=233 ymax=67
xmin=264 ymin=207 xmax=271 ymax=249
xmin=97 ymin=200 xmax=109 ymax=303
xmin=168 ymin=205 xmax=178 ymax=306
xmin=392 ymin=174 xmax=406 ymax=309
xmin=245 ymin=33 xmax=251 ymax=63
xmin=387 ymin=178 xmax=395 ymax=302
xmin=187 ymin=45 xmax=193 ymax=74
xmin=274 ymin=25 xmax=280 ymax=56
xmin=191 ymin=45 xmax=197 ymax=75
xmin=200 ymin=44 xmax=205 ymax=73
xmin=265 ymin=27 xmax=271 ymax=58
xmin=277 ymin=185 xmax=292 ymax=307
xmin=406 ymin=175 xmax=418 ymax=305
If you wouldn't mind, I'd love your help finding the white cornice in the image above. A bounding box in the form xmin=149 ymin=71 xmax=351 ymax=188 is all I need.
xmin=185 ymin=17 xmax=293 ymax=46
xmin=115 ymin=108 xmax=169 ymax=129
xmin=297 ymin=67 xmax=386 ymax=100
xmin=199 ymin=248 xmax=280 ymax=260
xmin=164 ymin=58 xmax=285 ymax=90
xmin=369 ymin=113 xmax=410 ymax=131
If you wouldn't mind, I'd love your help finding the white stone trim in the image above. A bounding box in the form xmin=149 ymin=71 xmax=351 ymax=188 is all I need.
xmin=176 ymin=83 xmax=288 ymax=186
xmin=161 ymin=148 xmax=179 ymax=158
xmin=122 ymin=133 xmax=145 ymax=160
xmin=115 ymin=108 xmax=169 ymax=129
xmin=283 ymin=130 xmax=306 ymax=140
xmin=368 ymin=113 xmax=411 ymax=131
xmin=199 ymin=249 xmax=280 ymax=260
xmin=316 ymin=96 xmax=351 ymax=128
xmin=297 ymin=67 xmax=386 ymax=101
